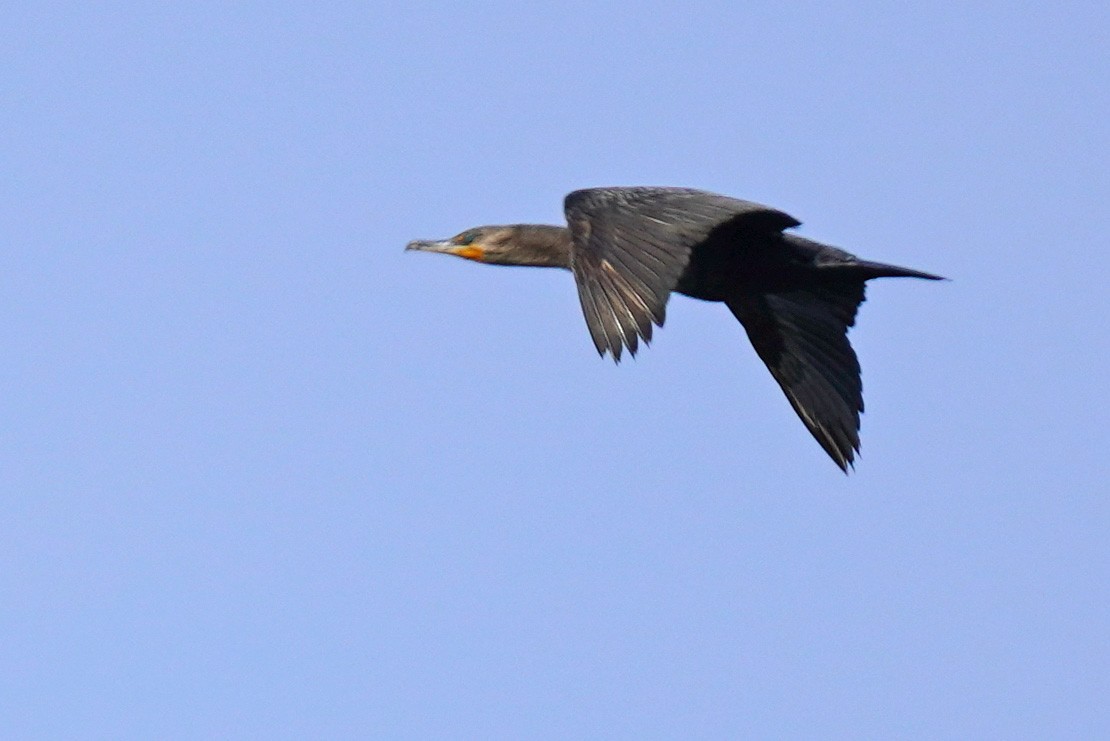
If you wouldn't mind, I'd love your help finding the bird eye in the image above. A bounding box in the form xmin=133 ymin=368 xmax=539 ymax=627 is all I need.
xmin=456 ymin=231 xmax=478 ymax=246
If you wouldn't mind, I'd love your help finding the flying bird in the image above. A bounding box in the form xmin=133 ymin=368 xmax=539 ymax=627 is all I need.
xmin=406 ymin=187 xmax=943 ymax=471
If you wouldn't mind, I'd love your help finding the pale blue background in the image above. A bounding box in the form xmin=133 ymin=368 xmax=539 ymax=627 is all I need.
xmin=3 ymin=2 xmax=1108 ymax=738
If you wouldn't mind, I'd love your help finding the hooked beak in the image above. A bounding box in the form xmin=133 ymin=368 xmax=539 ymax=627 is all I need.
xmin=405 ymin=238 xmax=453 ymax=253
xmin=405 ymin=238 xmax=486 ymax=262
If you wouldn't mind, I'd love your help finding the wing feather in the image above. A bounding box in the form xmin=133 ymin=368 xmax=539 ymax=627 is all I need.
xmin=727 ymin=283 xmax=866 ymax=471
xmin=565 ymin=187 xmax=799 ymax=360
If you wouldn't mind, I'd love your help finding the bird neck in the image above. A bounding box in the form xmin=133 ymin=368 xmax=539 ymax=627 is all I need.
xmin=500 ymin=225 xmax=574 ymax=268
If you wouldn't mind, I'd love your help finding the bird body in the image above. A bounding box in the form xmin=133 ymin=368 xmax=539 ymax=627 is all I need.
xmin=407 ymin=187 xmax=943 ymax=471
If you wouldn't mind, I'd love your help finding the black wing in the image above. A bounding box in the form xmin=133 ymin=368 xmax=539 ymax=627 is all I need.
xmin=726 ymin=282 xmax=866 ymax=471
xmin=564 ymin=187 xmax=799 ymax=361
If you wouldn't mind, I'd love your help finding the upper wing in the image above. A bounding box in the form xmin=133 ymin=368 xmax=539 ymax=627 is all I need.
xmin=726 ymin=282 xmax=866 ymax=471
xmin=564 ymin=187 xmax=800 ymax=361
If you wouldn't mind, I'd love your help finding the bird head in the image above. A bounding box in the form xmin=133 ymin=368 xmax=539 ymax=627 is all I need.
xmin=406 ymin=224 xmax=572 ymax=268
xmin=405 ymin=226 xmax=517 ymax=264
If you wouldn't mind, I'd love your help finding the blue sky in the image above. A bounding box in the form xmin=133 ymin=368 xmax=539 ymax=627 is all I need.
xmin=3 ymin=2 xmax=1108 ymax=738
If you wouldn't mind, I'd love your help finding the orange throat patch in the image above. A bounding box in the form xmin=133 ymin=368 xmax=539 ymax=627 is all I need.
xmin=453 ymin=246 xmax=486 ymax=262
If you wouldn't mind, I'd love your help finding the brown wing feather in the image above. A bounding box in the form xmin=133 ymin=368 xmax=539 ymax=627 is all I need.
xmin=564 ymin=187 xmax=800 ymax=360
xmin=726 ymin=283 xmax=866 ymax=471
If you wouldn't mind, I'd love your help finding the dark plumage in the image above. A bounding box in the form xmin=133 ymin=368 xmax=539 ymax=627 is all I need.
xmin=406 ymin=186 xmax=943 ymax=471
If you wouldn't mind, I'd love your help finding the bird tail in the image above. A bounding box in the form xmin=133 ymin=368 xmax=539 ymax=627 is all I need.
xmin=846 ymin=259 xmax=946 ymax=281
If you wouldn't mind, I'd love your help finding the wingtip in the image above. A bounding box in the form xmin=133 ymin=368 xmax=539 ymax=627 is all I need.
xmin=840 ymin=444 xmax=861 ymax=474
xmin=832 ymin=454 xmax=856 ymax=475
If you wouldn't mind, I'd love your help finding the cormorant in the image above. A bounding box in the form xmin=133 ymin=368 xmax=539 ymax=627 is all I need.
xmin=407 ymin=186 xmax=943 ymax=471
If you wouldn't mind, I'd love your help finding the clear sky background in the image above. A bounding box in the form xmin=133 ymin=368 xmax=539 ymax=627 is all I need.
xmin=3 ymin=2 xmax=1108 ymax=738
